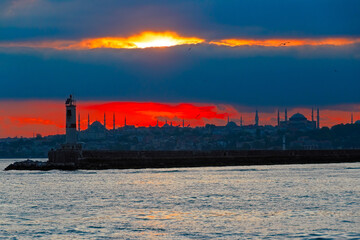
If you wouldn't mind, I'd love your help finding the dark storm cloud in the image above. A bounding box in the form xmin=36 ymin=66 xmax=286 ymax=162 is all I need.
xmin=1 ymin=0 xmax=360 ymax=41
xmin=0 ymin=0 xmax=209 ymax=40
xmin=0 ymin=45 xmax=359 ymax=107
xmin=1 ymin=0 xmax=359 ymax=107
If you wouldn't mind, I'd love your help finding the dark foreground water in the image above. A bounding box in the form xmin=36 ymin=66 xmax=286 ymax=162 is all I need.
xmin=1 ymin=159 xmax=359 ymax=239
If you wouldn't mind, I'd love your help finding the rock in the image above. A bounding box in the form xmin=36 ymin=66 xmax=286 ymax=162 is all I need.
xmin=4 ymin=160 xmax=77 ymax=171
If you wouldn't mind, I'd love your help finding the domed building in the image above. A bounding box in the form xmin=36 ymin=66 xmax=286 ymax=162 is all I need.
xmin=162 ymin=120 xmax=171 ymax=128
xmin=289 ymin=113 xmax=307 ymax=122
xmin=226 ymin=121 xmax=238 ymax=128
xmin=279 ymin=112 xmax=317 ymax=131
xmin=79 ymin=120 xmax=108 ymax=140
xmin=89 ymin=121 xmax=106 ymax=130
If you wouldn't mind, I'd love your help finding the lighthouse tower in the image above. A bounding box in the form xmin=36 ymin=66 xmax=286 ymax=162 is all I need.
xmin=65 ymin=95 xmax=77 ymax=145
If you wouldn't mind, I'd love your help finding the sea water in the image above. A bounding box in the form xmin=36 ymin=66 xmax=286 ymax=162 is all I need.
xmin=0 ymin=159 xmax=359 ymax=239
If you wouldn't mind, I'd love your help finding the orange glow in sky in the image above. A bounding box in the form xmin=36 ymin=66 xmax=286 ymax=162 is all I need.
xmin=80 ymin=102 xmax=229 ymax=128
xmin=0 ymin=32 xmax=358 ymax=50
xmin=0 ymin=100 xmax=359 ymax=138
xmin=74 ymin=31 xmax=205 ymax=49
xmin=209 ymin=38 xmax=360 ymax=47
xmin=0 ymin=31 xmax=205 ymax=50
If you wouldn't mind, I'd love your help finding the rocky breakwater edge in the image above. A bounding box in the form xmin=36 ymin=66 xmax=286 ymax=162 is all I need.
xmin=4 ymin=159 xmax=78 ymax=171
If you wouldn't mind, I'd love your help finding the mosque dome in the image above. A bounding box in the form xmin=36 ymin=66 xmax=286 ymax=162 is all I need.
xmin=355 ymin=120 xmax=360 ymax=125
xmin=226 ymin=121 xmax=238 ymax=128
xmin=162 ymin=121 xmax=170 ymax=128
xmin=289 ymin=113 xmax=307 ymax=121
xmin=90 ymin=121 xmax=105 ymax=129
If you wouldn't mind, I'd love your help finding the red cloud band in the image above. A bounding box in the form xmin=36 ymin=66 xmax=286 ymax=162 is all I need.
xmin=0 ymin=100 xmax=358 ymax=138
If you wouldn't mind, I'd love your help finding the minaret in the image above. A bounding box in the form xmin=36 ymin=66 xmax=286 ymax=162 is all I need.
xmin=227 ymin=115 xmax=230 ymax=124
xmin=113 ymin=113 xmax=115 ymax=130
xmin=104 ymin=113 xmax=106 ymax=129
xmin=124 ymin=116 xmax=127 ymax=127
xmin=240 ymin=116 xmax=243 ymax=127
xmin=88 ymin=113 xmax=90 ymax=129
xmin=317 ymin=108 xmax=320 ymax=129
xmin=182 ymin=119 xmax=185 ymax=128
xmin=78 ymin=113 xmax=81 ymax=132
xmin=65 ymin=95 xmax=77 ymax=145
xmin=285 ymin=108 xmax=288 ymax=122
xmin=156 ymin=119 xmax=159 ymax=127
xmin=351 ymin=113 xmax=354 ymax=124
xmin=277 ymin=109 xmax=280 ymax=126
xmin=311 ymin=107 xmax=314 ymax=122
xmin=255 ymin=110 xmax=259 ymax=127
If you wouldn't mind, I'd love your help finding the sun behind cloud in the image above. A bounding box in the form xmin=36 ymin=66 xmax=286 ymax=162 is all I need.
xmin=1 ymin=32 xmax=359 ymax=50
xmin=63 ymin=31 xmax=205 ymax=49
xmin=0 ymin=31 xmax=204 ymax=50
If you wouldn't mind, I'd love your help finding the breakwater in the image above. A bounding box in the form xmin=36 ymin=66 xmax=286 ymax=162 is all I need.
xmin=5 ymin=149 xmax=360 ymax=170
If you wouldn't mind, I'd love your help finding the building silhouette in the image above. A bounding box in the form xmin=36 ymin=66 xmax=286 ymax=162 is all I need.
xmin=255 ymin=110 xmax=259 ymax=126
xmin=279 ymin=112 xmax=317 ymax=131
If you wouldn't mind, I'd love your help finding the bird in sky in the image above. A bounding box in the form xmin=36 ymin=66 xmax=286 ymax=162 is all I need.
xmin=279 ymin=42 xmax=291 ymax=46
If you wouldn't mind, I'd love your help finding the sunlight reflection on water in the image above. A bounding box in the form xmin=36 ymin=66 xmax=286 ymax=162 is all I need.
xmin=0 ymin=159 xmax=359 ymax=239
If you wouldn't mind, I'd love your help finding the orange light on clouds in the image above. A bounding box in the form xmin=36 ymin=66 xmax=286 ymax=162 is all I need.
xmin=1 ymin=32 xmax=358 ymax=50
xmin=9 ymin=117 xmax=60 ymax=127
xmin=0 ymin=40 xmax=75 ymax=50
xmin=81 ymin=102 xmax=229 ymax=128
xmin=0 ymin=31 xmax=205 ymax=50
xmin=74 ymin=31 xmax=205 ymax=49
xmin=209 ymin=38 xmax=360 ymax=47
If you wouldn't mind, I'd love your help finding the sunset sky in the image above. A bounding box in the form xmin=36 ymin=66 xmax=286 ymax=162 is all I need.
xmin=0 ymin=0 xmax=359 ymax=137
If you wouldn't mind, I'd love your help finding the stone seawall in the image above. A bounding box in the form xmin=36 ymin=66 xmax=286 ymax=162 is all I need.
xmin=5 ymin=149 xmax=360 ymax=171
xmin=48 ymin=148 xmax=82 ymax=163
xmin=78 ymin=150 xmax=360 ymax=169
